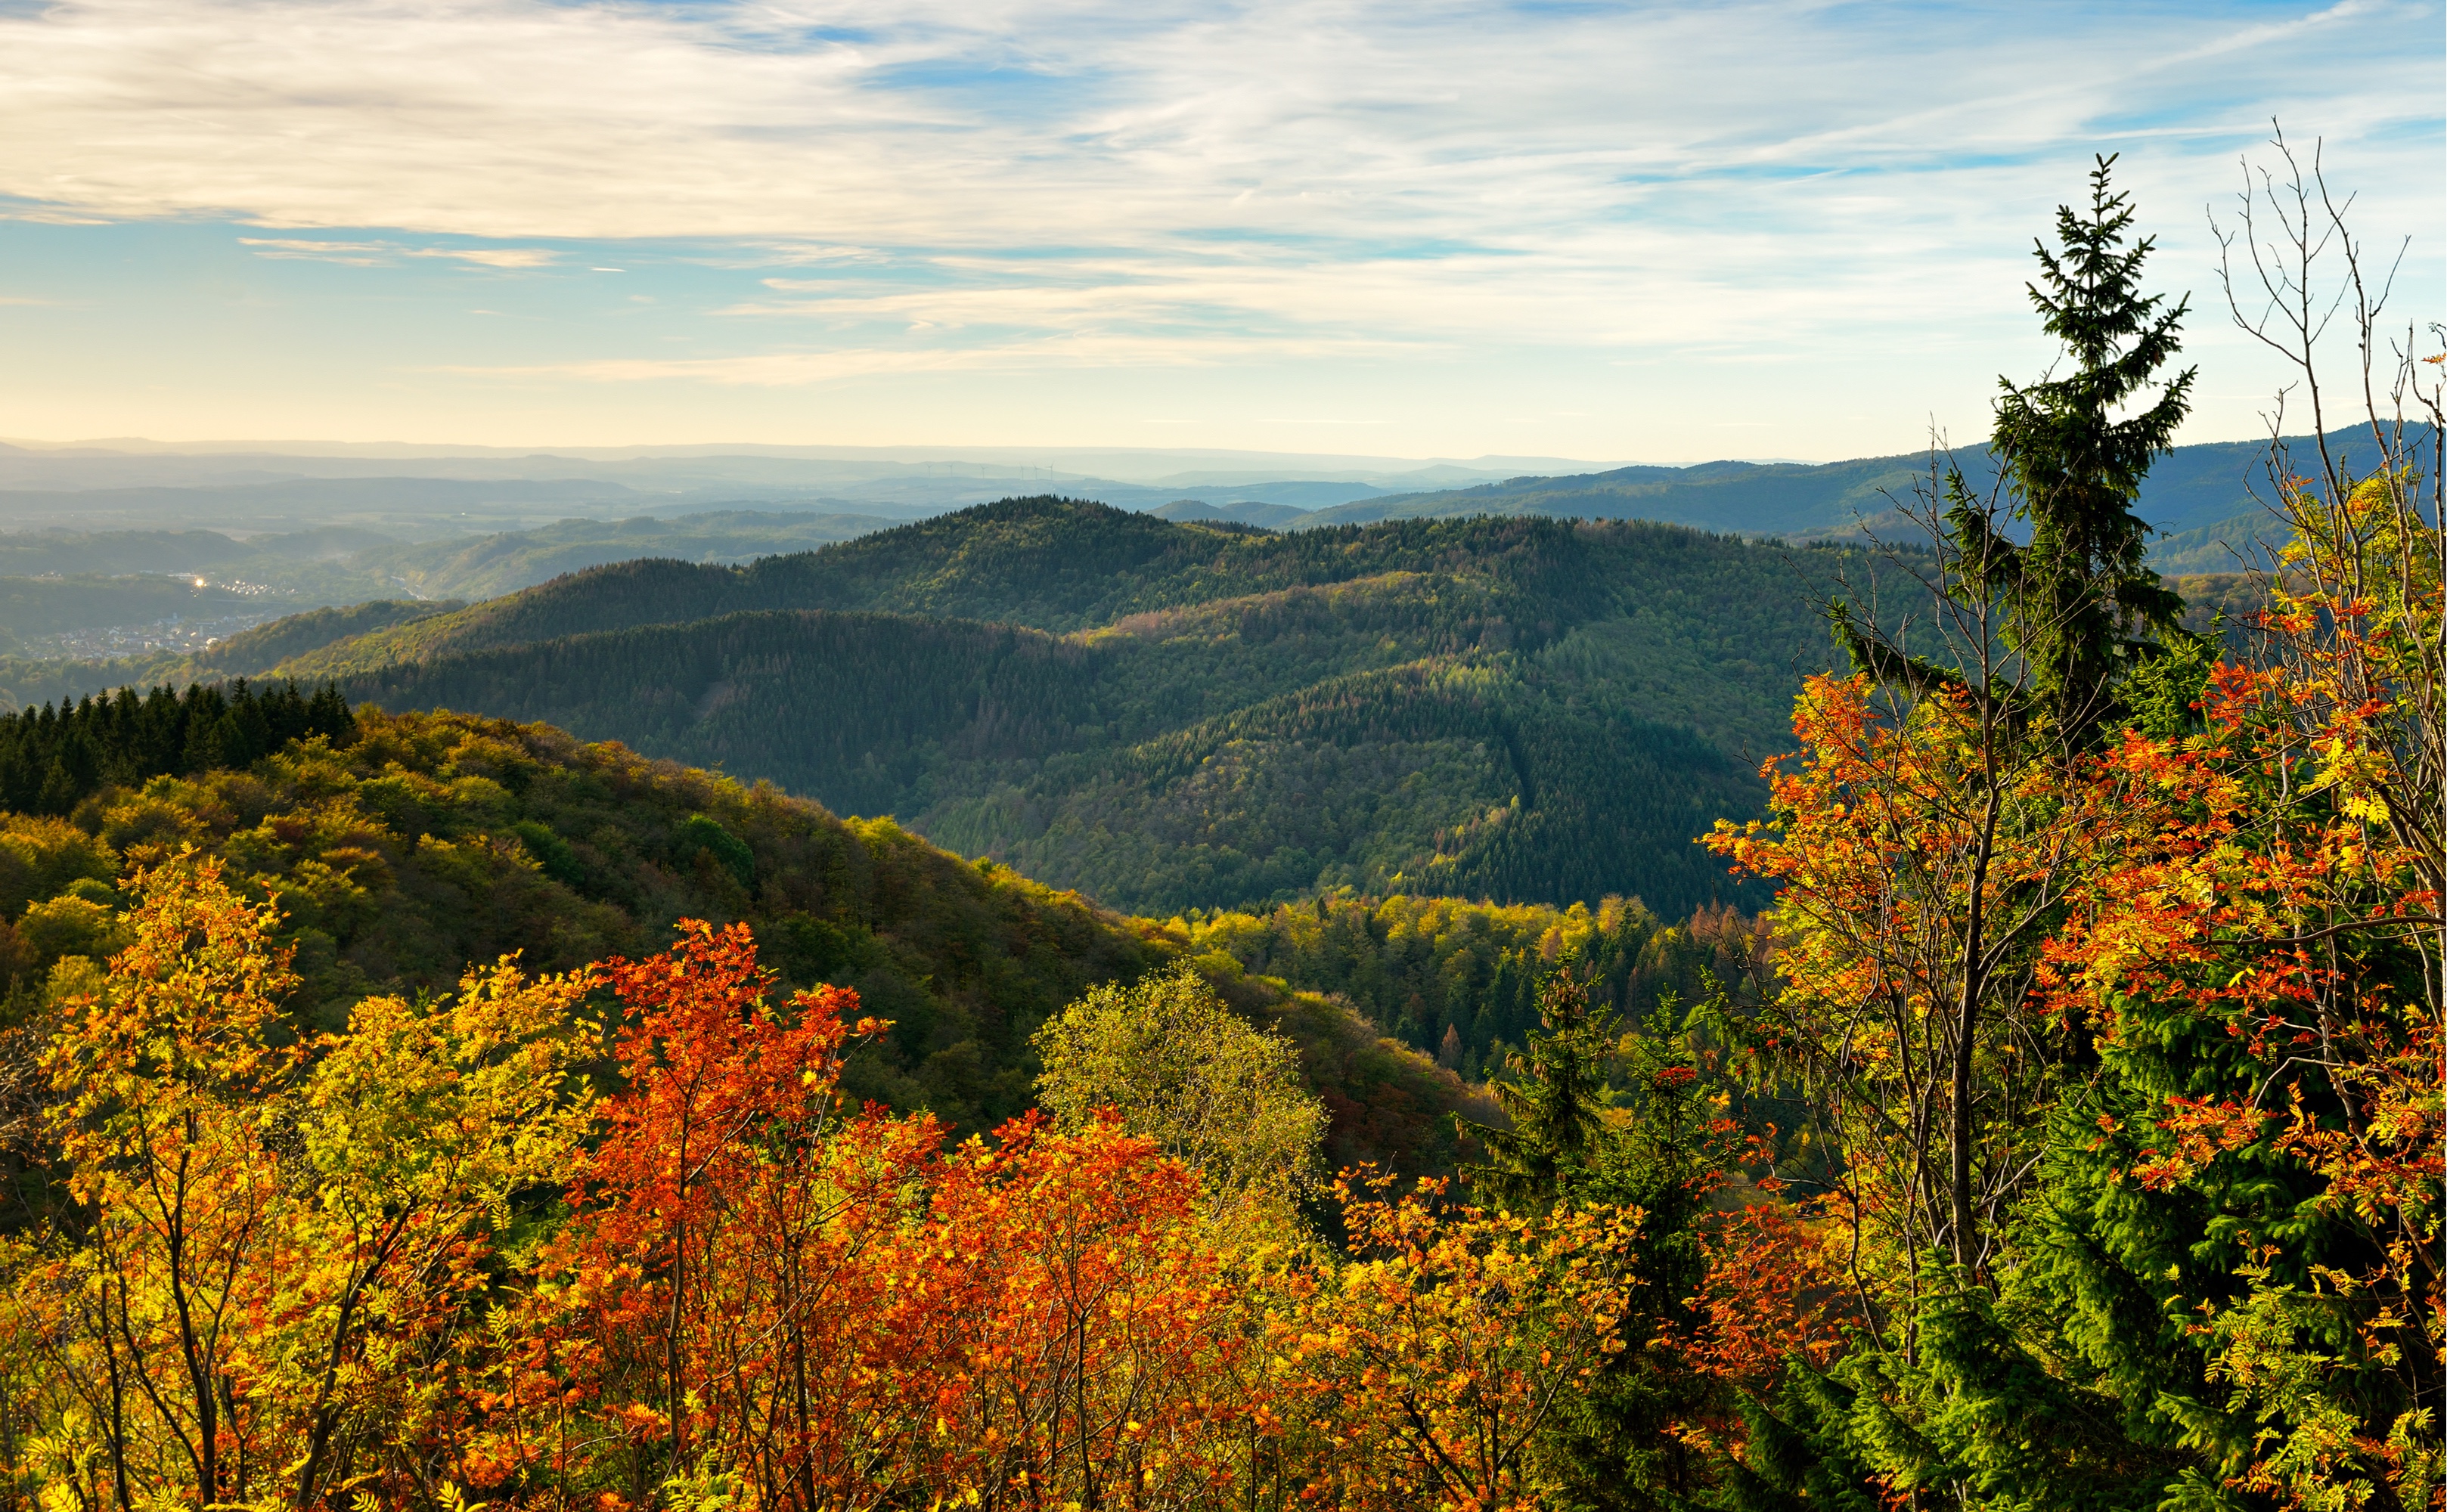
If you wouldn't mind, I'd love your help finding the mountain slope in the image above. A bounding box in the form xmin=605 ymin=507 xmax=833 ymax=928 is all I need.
xmin=0 ymin=702 xmax=1484 ymax=1169
xmin=339 ymin=602 xmax=1765 ymax=916
xmin=281 ymin=500 xmax=1862 ymax=916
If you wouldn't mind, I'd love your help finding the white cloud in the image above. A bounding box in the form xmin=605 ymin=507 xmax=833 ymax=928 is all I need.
xmin=9 ymin=2 xmax=2435 ymax=253
xmin=415 ymin=246 xmax=555 ymax=268
xmin=238 ymin=235 xmax=554 ymax=266
xmin=0 ymin=0 xmax=2436 ymax=446
xmin=238 ymin=236 xmax=394 ymax=265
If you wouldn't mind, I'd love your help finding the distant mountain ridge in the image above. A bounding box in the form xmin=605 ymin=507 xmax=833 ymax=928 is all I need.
xmin=1298 ymin=424 xmax=2421 ymax=570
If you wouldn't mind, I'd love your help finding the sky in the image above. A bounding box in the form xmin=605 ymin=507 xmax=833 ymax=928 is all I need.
xmin=0 ymin=0 xmax=2436 ymax=464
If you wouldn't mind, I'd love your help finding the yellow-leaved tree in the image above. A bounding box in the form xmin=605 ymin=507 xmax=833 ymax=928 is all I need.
xmin=4 ymin=853 xmax=597 ymax=1510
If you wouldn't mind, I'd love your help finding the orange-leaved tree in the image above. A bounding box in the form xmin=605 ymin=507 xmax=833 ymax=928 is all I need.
xmin=1704 ymin=673 xmax=2109 ymax=1310
xmin=530 ymin=918 xmax=935 ymax=1511
xmin=891 ymin=1111 xmax=1288 ymax=1512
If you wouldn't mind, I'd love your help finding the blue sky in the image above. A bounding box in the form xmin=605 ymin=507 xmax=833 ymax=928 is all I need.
xmin=0 ymin=0 xmax=2436 ymax=462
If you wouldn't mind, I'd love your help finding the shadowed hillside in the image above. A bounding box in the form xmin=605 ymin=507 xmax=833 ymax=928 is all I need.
xmin=272 ymin=500 xmax=1868 ymax=915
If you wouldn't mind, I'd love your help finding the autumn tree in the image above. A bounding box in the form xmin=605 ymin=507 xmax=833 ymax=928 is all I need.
xmin=12 ymin=855 xmax=298 ymax=1508
xmin=4 ymin=855 xmax=600 ymax=1510
xmin=1708 ymin=137 xmax=2442 ymax=1511
xmin=1033 ymin=964 xmax=1326 ymax=1233
xmin=1774 ymin=156 xmax=2202 ymax=1292
xmin=1285 ymin=1172 xmax=1639 ymax=1512
xmin=1999 ymin=130 xmax=2447 ymax=1510
xmin=533 ymin=918 xmax=935 ymax=1510
xmin=891 ymin=1113 xmax=1290 ymax=1512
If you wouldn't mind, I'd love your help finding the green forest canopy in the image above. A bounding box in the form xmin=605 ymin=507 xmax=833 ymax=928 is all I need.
xmin=259 ymin=500 xmax=1883 ymax=918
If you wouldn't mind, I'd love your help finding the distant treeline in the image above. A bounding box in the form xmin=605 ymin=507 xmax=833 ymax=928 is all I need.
xmin=1180 ymin=891 xmax=1770 ymax=1078
xmin=0 ymin=680 xmax=353 ymax=816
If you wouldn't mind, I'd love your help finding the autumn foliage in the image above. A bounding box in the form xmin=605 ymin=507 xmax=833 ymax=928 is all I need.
xmin=2 ymin=512 xmax=2435 ymax=1511
xmin=2 ymin=861 xmax=1760 ymax=1512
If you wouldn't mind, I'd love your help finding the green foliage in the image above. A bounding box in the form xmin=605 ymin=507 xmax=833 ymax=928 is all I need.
xmin=1451 ymin=956 xmax=1757 ymax=1507
xmin=1991 ymin=153 xmax=2196 ymax=733
xmin=1545 ymin=1006 xmax=1754 ymax=1510
xmin=1176 ymin=891 xmax=1766 ymax=1074
xmin=296 ymin=503 xmax=1848 ymax=917
xmin=0 ymin=679 xmax=352 ymax=816
xmin=1462 ymin=965 xmax=1618 ymax=1210
xmin=675 ymin=813 xmax=755 ymax=886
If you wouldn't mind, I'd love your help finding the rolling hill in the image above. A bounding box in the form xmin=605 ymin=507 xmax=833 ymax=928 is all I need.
xmin=0 ymin=698 xmax=1487 ymax=1170
xmin=247 ymin=499 xmax=1870 ymax=918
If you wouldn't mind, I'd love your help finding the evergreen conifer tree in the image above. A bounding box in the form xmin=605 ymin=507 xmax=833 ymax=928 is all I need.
xmin=1460 ymin=967 xmax=1754 ymax=1507
xmin=1539 ymin=1004 xmax=1748 ymax=1509
xmin=1831 ymin=155 xmax=2196 ymax=742
xmin=1459 ymin=964 xmax=1615 ymax=1210
xmin=1991 ymin=153 xmax=2196 ymax=737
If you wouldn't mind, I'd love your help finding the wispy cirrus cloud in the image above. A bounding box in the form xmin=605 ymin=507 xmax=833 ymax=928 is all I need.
xmin=238 ymin=237 xmax=556 ymax=268
xmin=0 ymin=0 xmax=2435 ymax=451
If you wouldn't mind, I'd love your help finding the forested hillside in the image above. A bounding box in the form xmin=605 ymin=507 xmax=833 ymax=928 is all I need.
xmin=278 ymin=501 xmax=1865 ymax=916
xmin=0 ymin=699 xmax=1481 ymax=1171
xmin=1177 ymin=891 xmax=1767 ymax=1077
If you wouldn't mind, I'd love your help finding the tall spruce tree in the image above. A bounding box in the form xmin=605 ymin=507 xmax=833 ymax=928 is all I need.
xmin=1992 ymin=153 xmax=2196 ymax=737
xmin=1732 ymin=160 xmax=2210 ymax=1511
xmin=1831 ymin=155 xmax=2195 ymax=740
xmin=1459 ymin=964 xmax=1614 ymax=1210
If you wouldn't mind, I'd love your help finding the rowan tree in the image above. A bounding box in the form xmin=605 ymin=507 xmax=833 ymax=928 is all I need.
xmin=892 ymin=1113 xmax=1283 ymax=1512
xmin=533 ymin=918 xmax=932 ymax=1510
